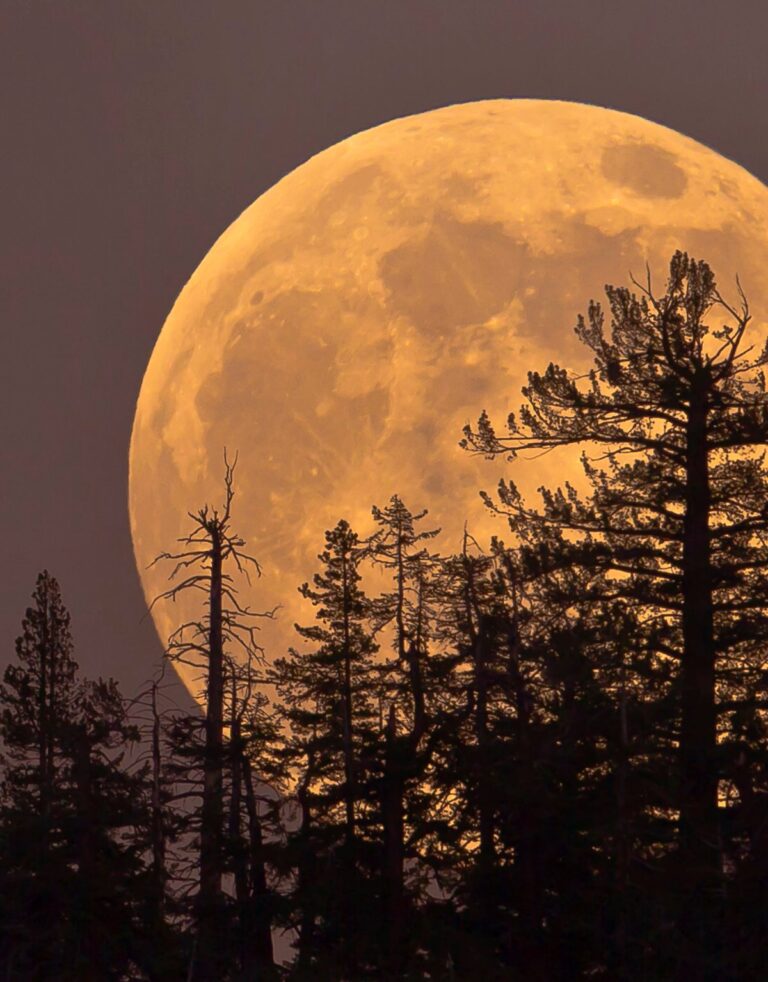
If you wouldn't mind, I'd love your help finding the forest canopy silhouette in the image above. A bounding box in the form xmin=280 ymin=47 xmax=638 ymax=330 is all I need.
xmin=3 ymin=253 xmax=768 ymax=980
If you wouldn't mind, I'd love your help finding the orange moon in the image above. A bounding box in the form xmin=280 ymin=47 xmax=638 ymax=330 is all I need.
xmin=129 ymin=99 xmax=768 ymax=699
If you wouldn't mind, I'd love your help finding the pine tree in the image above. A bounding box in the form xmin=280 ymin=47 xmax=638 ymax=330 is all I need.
xmin=428 ymin=533 xmax=616 ymax=978
xmin=502 ymin=533 xmax=646 ymax=978
xmin=0 ymin=571 xmax=80 ymax=975
xmin=272 ymin=519 xmax=379 ymax=977
xmin=463 ymin=252 xmax=768 ymax=976
xmin=57 ymin=676 xmax=151 ymax=980
xmin=1 ymin=571 xmax=78 ymax=820
xmin=367 ymin=496 xmax=442 ymax=978
xmin=425 ymin=537 xmax=516 ymax=977
xmin=0 ymin=573 xmax=159 ymax=980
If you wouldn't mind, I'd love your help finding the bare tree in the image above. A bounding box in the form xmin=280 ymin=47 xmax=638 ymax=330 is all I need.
xmin=151 ymin=452 xmax=270 ymax=981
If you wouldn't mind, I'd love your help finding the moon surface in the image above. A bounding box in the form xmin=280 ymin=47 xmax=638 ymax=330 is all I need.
xmin=130 ymin=99 xmax=768 ymax=700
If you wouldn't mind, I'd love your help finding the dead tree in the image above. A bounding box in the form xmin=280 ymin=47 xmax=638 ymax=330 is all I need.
xmin=151 ymin=452 xmax=269 ymax=981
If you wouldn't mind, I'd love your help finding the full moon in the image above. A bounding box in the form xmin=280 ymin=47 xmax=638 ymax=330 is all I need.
xmin=130 ymin=99 xmax=768 ymax=699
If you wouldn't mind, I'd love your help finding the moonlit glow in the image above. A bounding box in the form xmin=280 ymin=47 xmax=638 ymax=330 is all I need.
xmin=129 ymin=99 xmax=768 ymax=698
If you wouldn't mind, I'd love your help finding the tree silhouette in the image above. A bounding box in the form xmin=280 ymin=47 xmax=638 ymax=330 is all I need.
xmin=1 ymin=571 xmax=78 ymax=824
xmin=9 ymin=255 xmax=768 ymax=978
xmin=129 ymin=663 xmax=187 ymax=978
xmin=0 ymin=571 xmax=80 ymax=975
xmin=367 ymin=496 xmax=442 ymax=978
xmin=272 ymin=518 xmax=379 ymax=977
xmin=151 ymin=452 xmax=269 ymax=980
xmin=223 ymin=651 xmax=283 ymax=980
xmin=464 ymin=251 xmax=768 ymax=977
xmin=0 ymin=573 xmax=160 ymax=980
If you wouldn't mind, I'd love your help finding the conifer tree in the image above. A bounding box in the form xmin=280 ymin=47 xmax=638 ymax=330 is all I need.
xmin=1 ymin=571 xmax=78 ymax=821
xmin=0 ymin=571 xmax=80 ymax=974
xmin=272 ymin=518 xmax=379 ymax=977
xmin=57 ymin=676 xmax=150 ymax=980
xmin=428 ymin=535 xmax=593 ymax=976
xmin=0 ymin=573 xmax=159 ymax=980
xmin=463 ymin=252 xmax=768 ymax=976
xmin=367 ymin=496 xmax=442 ymax=978
xmin=427 ymin=538 xmax=519 ymax=973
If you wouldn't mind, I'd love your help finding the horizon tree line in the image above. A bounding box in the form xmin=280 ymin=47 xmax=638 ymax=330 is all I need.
xmin=2 ymin=252 xmax=768 ymax=979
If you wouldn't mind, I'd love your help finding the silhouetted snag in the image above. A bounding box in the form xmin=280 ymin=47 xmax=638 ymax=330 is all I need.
xmin=151 ymin=452 xmax=268 ymax=981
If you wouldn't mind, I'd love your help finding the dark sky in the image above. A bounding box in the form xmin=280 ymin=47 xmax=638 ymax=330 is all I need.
xmin=2 ymin=0 xmax=766 ymax=702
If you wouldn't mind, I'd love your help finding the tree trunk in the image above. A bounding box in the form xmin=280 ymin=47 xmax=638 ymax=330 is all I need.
xmin=240 ymin=755 xmax=276 ymax=979
xmin=150 ymin=680 xmax=167 ymax=929
xmin=194 ymin=528 xmax=225 ymax=981
xmin=46 ymin=616 xmax=58 ymax=821
xmin=38 ymin=593 xmax=49 ymax=821
xmin=475 ymin=620 xmax=495 ymax=878
xmin=382 ymin=706 xmax=406 ymax=980
xmin=73 ymin=729 xmax=99 ymax=981
xmin=506 ymin=611 xmax=549 ymax=979
xmin=678 ymin=387 xmax=721 ymax=976
xmin=227 ymin=708 xmax=248 ymax=974
xmin=396 ymin=527 xmax=406 ymax=661
xmin=341 ymin=552 xmax=355 ymax=849
xmin=295 ymin=774 xmax=317 ymax=975
xmin=613 ymin=653 xmax=630 ymax=979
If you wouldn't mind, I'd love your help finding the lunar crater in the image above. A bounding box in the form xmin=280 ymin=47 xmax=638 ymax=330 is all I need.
xmin=601 ymin=142 xmax=688 ymax=199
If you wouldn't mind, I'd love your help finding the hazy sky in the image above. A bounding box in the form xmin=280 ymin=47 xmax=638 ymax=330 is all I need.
xmin=2 ymin=0 xmax=766 ymax=702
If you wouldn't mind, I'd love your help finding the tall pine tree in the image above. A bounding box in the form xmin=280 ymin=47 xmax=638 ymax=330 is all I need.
xmin=272 ymin=519 xmax=379 ymax=977
xmin=464 ymin=252 xmax=768 ymax=977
